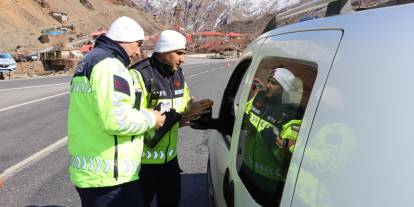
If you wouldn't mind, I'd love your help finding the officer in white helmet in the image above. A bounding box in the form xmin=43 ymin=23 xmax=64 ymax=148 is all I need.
xmin=130 ymin=30 xmax=213 ymax=207
xmin=68 ymin=16 xmax=165 ymax=206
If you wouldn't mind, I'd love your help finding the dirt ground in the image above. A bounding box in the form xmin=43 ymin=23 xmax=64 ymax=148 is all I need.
xmin=0 ymin=0 xmax=165 ymax=80
xmin=1 ymin=61 xmax=73 ymax=80
xmin=0 ymin=0 xmax=163 ymax=51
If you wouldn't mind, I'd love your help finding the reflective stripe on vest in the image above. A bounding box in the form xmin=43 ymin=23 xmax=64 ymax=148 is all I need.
xmin=69 ymin=155 xmax=140 ymax=175
xmin=244 ymin=157 xmax=284 ymax=181
xmin=249 ymin=112 xmax=274 ymax=132
xmin=142 ymin=148 xmax=176 ymax=160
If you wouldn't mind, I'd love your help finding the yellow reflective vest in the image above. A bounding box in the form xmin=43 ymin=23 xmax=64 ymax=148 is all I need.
xmin=68 ymin=36 xmax=156 ymax=188
xmin=130 ymin=57 xmax=191 ymax=164
xmin=242 ymin=91 xmax=299 ymax=191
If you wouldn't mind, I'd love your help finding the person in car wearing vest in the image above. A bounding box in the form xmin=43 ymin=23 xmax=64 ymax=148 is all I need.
xmin=67 ymin=16 xmax=166 ymax=207
xmin=130 ymin=30 xmax=213 ymax=207
xmin=239 ymin=67 xmax=300 ymax=206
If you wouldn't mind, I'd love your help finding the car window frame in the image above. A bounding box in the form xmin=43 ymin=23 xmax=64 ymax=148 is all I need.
xmin=217 ymin=58 xmax=252 ymax=148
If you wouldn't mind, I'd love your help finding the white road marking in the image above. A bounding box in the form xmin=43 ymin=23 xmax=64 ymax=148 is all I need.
xmin=187 ymin=68 xmax=223 ymax=80
xmin=0 ymin=83 xmax=68 ymax=92
xmin=0 ymin=61 xmax=228 ymax=186
xmin=0 ymin=137 xmax=67 ymax=182
xmin=0 ymin=92 xmax=69 ymax=112
xmin=0 ymin=76 xmax=71 ymax=82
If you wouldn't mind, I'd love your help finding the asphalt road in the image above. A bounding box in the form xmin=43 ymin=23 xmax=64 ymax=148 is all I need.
xmin=0 ymin=57 xmax=235 ymax=207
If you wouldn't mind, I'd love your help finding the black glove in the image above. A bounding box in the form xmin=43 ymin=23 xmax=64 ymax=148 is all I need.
xmin=144 ymin=108 xmax=182 ymax=148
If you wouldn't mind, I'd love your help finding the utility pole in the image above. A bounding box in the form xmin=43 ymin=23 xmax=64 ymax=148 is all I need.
xmin=174 ymin=2 xmax=182 ymax=31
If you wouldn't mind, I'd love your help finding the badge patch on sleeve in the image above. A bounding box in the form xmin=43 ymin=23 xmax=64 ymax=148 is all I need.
xmin=113 ymin=75 xmax=130 ymax=95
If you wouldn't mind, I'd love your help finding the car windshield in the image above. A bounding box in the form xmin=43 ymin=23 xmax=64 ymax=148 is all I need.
xmin=0 ymin=53 xmax=12 ymax=58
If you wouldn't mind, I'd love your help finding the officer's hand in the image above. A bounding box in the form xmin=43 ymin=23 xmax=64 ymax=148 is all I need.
xmin=179 ymin=111 xmax=196 ymax=127
xmin=152 ymin=110 xmax=165 ymax=129
xmin=275 ymin=136 xmax=285 ymax=149
xmin=292 ymin=125 xmax=300 ymax=132
xmin=188 ymin=98 xmax=214 ymax=115
xmin=276 ymin=136 xmax=296 ymax=150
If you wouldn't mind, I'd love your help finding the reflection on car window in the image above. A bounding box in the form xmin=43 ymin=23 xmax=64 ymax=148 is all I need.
xmin=236 ymin=57 xmax=317 ymax=206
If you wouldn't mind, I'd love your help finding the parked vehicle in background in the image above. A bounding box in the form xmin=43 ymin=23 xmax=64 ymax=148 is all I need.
xmin=26 ymin=53 xmax=39 ymax=61
xmin=207 ymin=53 xmax=226 ymax=59
xmin=191 ymin=1 xmax=414 ymax=207
xmin=15 ymin=52 xmax=27 ymax=62
xmin=39 ymin=48 xmax=82 ymax=71
xmin=0 ymin=53 xmax=17 ymax=72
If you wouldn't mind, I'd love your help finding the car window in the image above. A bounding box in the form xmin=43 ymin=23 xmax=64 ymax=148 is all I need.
xmin=0 ymin=54 xmax=12 ymax=58
xmin=233 ymin=71 xmax=250 ymax=114
xmin=218 ymin=59 xmax=252 ymax=148
xmin=235 ymin=57 xmax=317 ymax=206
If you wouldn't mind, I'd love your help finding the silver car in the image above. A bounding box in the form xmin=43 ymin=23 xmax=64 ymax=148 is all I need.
xmin=192 ymin=2 xmax=414 ymax=207
xmin=0 ymin=53 xmax=17 ymax=72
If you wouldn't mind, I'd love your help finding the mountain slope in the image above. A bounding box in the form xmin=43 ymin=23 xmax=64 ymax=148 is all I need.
xmin=134 ymin=0 xmax=279 ymax=31
xmin=0 ymin=0 xmax=163 ymax=51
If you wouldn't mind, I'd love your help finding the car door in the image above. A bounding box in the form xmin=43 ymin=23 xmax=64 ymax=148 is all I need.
xmin=206 ymin=38 xmax=266 ymax=207
xmin=224 ymin=30 xmax=344 ymax=207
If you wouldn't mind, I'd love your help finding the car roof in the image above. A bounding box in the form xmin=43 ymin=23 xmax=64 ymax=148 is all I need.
xmin=259 ymin=3 xmax=414 ymax=39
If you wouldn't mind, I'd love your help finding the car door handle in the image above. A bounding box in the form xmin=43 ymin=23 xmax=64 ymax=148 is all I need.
xmin=223 ymin=168 xmax=234 ymax=207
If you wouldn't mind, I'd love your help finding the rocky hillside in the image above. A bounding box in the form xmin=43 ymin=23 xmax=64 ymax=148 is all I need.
xmin=134 ymin=0 xmax=282 ymax=32
xmin=0 ymin=0 xmax=164 ymax=51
